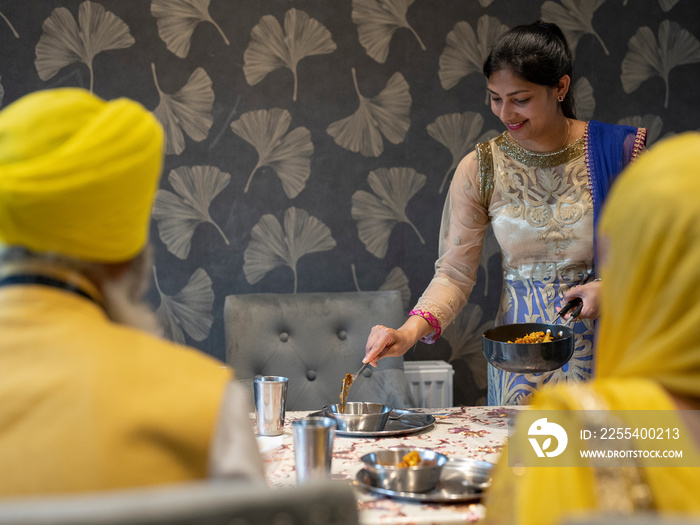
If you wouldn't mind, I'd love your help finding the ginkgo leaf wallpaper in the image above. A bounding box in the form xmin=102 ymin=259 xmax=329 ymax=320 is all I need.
xmin=1 ymin=0 xmax=699 ymax=405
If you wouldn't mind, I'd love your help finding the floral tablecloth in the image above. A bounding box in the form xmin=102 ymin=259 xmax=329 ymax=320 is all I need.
xmin=256 ymin=406 xmax=522 ymax=525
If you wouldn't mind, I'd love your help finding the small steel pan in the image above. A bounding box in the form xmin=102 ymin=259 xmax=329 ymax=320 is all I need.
xmin=482 ymin=298 xmax=582 ymax=373
xmin=482 ymin=322 xmax=575 ymax=373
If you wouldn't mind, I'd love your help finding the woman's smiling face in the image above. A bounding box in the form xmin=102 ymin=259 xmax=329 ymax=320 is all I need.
xmin=487 ymin=68 xmax=568 ymax=151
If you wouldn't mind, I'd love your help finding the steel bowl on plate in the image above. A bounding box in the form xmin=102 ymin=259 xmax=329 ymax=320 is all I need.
xmin=442 ymin=457 xmax=493 ymax=490
xmin=482 ymin=322 xmax=575 ymax=373
xmin=360 ymin=447 xmax=448 ymax=493
xmin=324 ymin=402 xmax=391 ymax=432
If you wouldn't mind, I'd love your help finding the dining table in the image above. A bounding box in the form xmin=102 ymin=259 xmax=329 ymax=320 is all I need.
xmin=256 ymin=405 xmax=524 ymax=525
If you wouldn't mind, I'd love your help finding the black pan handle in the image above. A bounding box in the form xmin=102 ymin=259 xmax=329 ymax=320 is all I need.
xmin=557 ymin=297 xmax=583 ymax=319
xmin=569 ymin=300 xmax=584 ymax=319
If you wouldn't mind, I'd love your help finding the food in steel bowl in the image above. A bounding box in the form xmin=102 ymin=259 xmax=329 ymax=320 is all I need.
xmin=396 ymin=450 xmax=422 ymax=467
xmin=325 ymin=402 xmax=391 ymax=432
xmin=360 ymin=447 xmax=448 ymax=493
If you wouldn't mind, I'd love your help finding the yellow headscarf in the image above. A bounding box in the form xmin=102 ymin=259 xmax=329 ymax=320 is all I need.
xmin=0 ymin=88 xmax=163 ymax=263
xmin=485 ymin=132 xmax=700 ymax=525
xmin=596 ymin=131 xmax=700 ymax=396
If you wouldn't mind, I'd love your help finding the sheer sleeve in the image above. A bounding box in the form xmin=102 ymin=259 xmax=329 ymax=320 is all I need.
xmin=413 ymin=150 xmax=491 ymax=341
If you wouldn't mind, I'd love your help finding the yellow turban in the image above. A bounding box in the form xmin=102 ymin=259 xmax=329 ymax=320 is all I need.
xmin=0 ymin=88 xmax=164 ymax=263
xmin=596 ymin=131 xmax=700 ymax=398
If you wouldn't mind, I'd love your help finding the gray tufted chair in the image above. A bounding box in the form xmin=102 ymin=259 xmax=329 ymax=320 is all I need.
xmin=0 ymin=480 xmax=358 ymax=525
xmin=562 ymin=515 xmax=700 ymax=525
xmin=224 ymin=291 xmax=415 ymax=411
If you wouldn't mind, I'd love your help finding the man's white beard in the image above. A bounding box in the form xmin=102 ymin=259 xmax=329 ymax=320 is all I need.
xmin=100 ymin=249 xmax=163 ymax=338
xmin=0 ymin=244 xmax=165 ymax=338
xmin=102 ymin=277 xmax=163 ymax=337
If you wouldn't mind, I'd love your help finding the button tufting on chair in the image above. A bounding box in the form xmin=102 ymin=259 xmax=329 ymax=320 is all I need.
xmin=224 ymin=291 xmax=415 ymax=411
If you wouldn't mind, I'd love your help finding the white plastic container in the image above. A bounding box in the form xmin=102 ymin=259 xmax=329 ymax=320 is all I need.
xmin=403 ymin=360 xmax=454 ymax=408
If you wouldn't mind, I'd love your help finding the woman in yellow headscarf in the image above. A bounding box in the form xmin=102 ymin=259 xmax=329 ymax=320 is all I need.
xmin=484 ymin=132 xmax=700 ymax=524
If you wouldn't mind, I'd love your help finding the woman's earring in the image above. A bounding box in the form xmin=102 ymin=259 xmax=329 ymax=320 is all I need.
xmin=558 ymin=95 xmax=564 ymax=102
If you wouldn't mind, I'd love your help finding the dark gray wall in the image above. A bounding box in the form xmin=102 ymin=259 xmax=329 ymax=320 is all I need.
xmin=2 ymin=0 xmax=699 ymax=405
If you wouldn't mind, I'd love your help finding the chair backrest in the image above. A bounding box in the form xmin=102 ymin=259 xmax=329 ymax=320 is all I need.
xmin=562 ymin=514 xmax=700 ymax=525
xmin=0 ymin=479 xmax=358 ymax=525
xmin=224 ymin=290 xmax=415 ymax=410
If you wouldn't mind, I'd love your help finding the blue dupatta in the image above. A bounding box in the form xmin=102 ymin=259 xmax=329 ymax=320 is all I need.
xmin=586 ymin=120 xmax=646 ymax=265
xmin=586 ymin=120 xmax=646 ymax=230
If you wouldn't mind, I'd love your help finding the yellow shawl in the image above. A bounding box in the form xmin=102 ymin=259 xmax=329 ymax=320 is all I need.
xmin=485 ymin=132 xmax=700 ymax=525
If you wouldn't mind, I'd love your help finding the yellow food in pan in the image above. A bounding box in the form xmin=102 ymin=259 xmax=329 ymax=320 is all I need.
xmin=509 ymin=331 xmax=554 ymax=344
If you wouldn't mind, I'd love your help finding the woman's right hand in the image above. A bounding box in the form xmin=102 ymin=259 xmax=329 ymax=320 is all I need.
xmin=363 ymin=316 xmax=433 ymax=366
xmin=561 ymin=280 xmax=602 ymax=320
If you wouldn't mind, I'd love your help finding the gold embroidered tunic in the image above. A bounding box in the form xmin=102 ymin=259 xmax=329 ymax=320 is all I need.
xmin=415 ymin=130 xmax=596 ymax=405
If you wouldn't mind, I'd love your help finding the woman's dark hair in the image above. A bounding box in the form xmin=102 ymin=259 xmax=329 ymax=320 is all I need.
xmin=483 ymin=21 xmax=576 ymax=119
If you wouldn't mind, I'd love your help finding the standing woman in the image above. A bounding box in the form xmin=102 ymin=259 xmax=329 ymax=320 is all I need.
xmin=364 ymin=21 xmax=647 ymax=405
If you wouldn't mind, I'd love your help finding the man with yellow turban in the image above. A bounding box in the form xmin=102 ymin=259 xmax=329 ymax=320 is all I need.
xmin=0 ymin=88 xmax=264 ymax=495
xmin=484 ymin=132 xmax=700 ymax=524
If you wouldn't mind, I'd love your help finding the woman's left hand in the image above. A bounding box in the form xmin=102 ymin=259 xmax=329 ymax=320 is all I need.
xmin=561 ymin=280 xmax=601 ymax=320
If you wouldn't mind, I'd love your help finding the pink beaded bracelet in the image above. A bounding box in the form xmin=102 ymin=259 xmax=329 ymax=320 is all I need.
xmin=409 ymin=309 xmax=442 ymax=344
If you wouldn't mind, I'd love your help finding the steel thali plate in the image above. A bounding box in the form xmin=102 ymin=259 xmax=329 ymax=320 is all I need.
xmin=354 ymin=457 xmax=492 ymax=503
xmin=307 ymin=409 xmax=435 ymax=437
